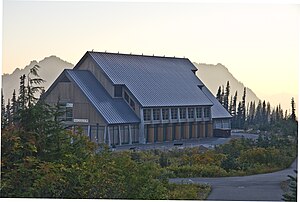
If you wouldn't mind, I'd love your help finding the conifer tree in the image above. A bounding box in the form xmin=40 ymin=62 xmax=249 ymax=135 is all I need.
xmin=1 ymin=89 xmax=6 ymax=129
xmin=5 ymin=99 xmax=11 ymax=126
xmin=290 ymin=97 xmax=296 ymax=122
xmin=11 ymin=89 xmax=17 ymax=123
xmin=216 ymin=86 xmax=222 ymax=104
xmin=224 ymin=81 xmax=230 ymax=111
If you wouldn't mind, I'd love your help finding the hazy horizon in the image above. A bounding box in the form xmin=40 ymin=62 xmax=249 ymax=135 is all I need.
xmin=2 ymin=0 xmax=299 ymax=112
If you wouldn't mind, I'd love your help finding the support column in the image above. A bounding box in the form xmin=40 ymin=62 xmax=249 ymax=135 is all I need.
xmin=107 ymin=126 xmax=111 ymax=146
xmin=118 ymin=125 xmax=122 ymax=146
xmin=200 ymin=122 xmax=205 ymax=138
xmin=147 ymin=124 xmax=154 ymax=143
xmin=166 ymin=124 xmax=173 ymax=141
xmin=175 ymin=123 xmax=181 ymax=140
xmin=139 ymin=109 xmax=145 ymax=144
xmin=207 ymin=121 xmax=213 ymax=137
xmin=129 ymin=125 xmax=132 ymax=145
xmin=183 ymin=122 xmax=189 ymax=139
xmin=88 ymin=125 xmax=91 ymax=140
xmin=157 ymin=124 xmax=164 ymax=142
xmin=192 ymin=122 xmax=197 ymax=138
xmin=104 ymin=126 xmax=107 ymax=143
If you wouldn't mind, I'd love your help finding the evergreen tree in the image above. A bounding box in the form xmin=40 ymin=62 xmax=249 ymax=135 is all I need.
xmin=262 ymin=100 xmax=267 ymax=123
xmin=237 ymin=102 xmax=243 ymax=128
xmin=266 ymin=102 xmax=271 ymax=123
xmin=11 ymin=89 xmax=17 ymax=123
xmin=224 ymin=81 xmax=230 ymax=111
xmin=221 ymin=85 xmax=225 ymax=106
xmin=255 ymin=100 xmax=262 ymax=125
xmin=1 ymin=89 xmax=6 ymax=129
xmin=282 ymin=170 xmax=297 ymax=201
xmin=241 ymin=88 xmax=246 ymax=128
xmin=18 ymin=74 xmax=27 ymax=111
xmin=5 ymin=99 xmax=11 ymax=126
xmin=290 ymin=97 xmax=296 ymax=122
xmin=216 ymin=86 xmax=222 ymax=104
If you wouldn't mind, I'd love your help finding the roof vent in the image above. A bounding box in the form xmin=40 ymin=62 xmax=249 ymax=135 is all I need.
xmin=198 ymin=85 xmax=204 ymax=90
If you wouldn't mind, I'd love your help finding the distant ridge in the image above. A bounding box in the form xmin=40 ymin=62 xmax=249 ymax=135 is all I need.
xmin=2 ymin=56 xmax=260 ymax=107
xmin=194 ymin=62 xmax=260 ymax=105
xmin=2 ymin=56 xmax=74 ymax=99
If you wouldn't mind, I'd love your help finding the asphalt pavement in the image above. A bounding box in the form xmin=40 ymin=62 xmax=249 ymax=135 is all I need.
xmin=169 ymin=158 xmax=297 ymax=201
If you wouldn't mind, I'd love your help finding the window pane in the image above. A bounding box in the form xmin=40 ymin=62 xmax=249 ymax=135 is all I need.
xmin=180 ymin=108 xmax=186 ymax=119
xmin=143 ymin=109 xmax=151 ymax=121
xmin=153 ymin=109 xmax=160 ymax=120
xmin=114 ymin=85 xmax=122 ymax=97
xmin=124 ymin=91 xmax=129 ymax=103
xmin=188 ymin=108 xmax=194 ymax=119
xmin=171 ymin=108 xmax=178 ymax=119
xmin=162 ymin=108 xmax=169 ymax=120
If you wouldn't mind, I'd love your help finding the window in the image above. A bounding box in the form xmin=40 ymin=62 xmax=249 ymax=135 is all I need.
xmin=196 ymin=107 xmax=202 ymax=118
xmin=58 ymin=102 xmax=73 ymax=122
xmin=153 ymin=109 xmax=160 ymax=120
xmin=171 ymin=108 xmax=178 ymax=119
xmin=143 ymin=109 xmax=151 ymax=121
xmin=130 ymin=99 xmax=135 ymax=110
xmin=114 ymin=85 xmax=122 ymax=97
xmin=124 ymin=91 xmax=129 ymax=103
xmin=188 ymin=108 xmax=194 ymax=119
xmin=204 ymin=107 xmax=211 ymax=118
xmin=162 ymin=108 xmax=169 ymax=120
xmin=179 ymin=108 xmax=186 ymax=119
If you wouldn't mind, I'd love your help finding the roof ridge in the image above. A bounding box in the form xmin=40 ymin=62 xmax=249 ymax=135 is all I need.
xmin=87 ymin=51 xmax=188 ymax=60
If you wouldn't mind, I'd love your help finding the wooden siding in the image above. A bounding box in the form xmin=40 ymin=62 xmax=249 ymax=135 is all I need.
xmin=76 ymin=56 xmax=114 ymax=98
xmin=43 ymin=81 xmax=106 ymax=125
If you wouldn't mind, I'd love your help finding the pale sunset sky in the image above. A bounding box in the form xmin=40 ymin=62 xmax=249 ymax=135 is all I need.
xmin=2 ymin=0 xmax=299 ymax=111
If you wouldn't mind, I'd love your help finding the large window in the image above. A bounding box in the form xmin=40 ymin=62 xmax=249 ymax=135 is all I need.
xmin=179 ymin=108 xmax=186 ymax=119
xmin=171 ymin=108 xmax=178 ymax=119
xmin=153 ymin=109 xmax=160 ymax=121
xmin=143 ymin=109 xmax=151 ymax=121
xmin=130 ymin=99 xmax=135 ymax=110
xmin=188 ymin=108 xmax=194 ymax=119
xmin=124 ymin=91 xmax=129 ymax=103
xmin=204 ymin=107 xmax=211 ymax=118
xmin=196 ymin=107 xmax=202 ymax=118
xmin=58 ymin=102 xmax=73 ymax=122
xmin=114 ymin=85 xmax=122 ymax=97
xmin=162 ymin=108 xmax=169 ymax=120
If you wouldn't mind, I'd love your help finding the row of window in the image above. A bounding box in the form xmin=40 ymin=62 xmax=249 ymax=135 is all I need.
xmin=143 ymin=107 xmax=211 ymax=121
xmin=124 ymin=91 xmax=135 ymax=110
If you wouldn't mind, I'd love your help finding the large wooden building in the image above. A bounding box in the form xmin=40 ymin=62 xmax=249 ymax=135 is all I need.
xmin=42 ymin=51 xmax=231 ymax=146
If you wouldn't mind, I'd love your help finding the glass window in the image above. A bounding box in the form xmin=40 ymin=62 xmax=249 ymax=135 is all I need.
xmin=124 ymin=91 xmax=129 ymax=103
xmin=204 ymin=107 xmax=211 ymax=118
xmin=196 ymin=107 xmax=202 ymax=118
xmin=114 ymin=85 xmax=122 ymax=97
xmin=130 ymin=99 xmax=135 ymax=110
xmin=58 ymin=102 xmax=73 ymax=122
xmin=188 ymin=108 xmax=194 ymax=119
xmin=171 ymin=108 xmax=178 ymax=119
xmin=153 ymin=109 xmax=160 ymax=120
xmin=143 ymin=109 xmax=151 ymax=121
xmin=162 ymin=108 xmax=169 ymax=120
xmin=180 ymin=108 xmax=186 ymax=119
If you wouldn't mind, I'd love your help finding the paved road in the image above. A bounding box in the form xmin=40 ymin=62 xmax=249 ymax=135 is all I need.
xmin=170 ymin=159 xmax=297 ymax=201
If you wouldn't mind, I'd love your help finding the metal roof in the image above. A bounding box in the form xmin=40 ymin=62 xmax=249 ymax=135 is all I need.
xmin=201 ymin=86 xmax=232 ymax=119
xmin=82 ymin=52 xmax=213 ymax=107
xmin=65 ymin=70 xmax=140 ymax=125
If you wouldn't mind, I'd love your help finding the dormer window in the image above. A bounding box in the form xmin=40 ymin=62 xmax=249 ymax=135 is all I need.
xmin=114 ymin=85 xmax=122 ymax=97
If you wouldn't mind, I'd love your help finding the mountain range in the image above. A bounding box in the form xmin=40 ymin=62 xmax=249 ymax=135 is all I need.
xmin=2 ymin=56 xmax=260 ymax=107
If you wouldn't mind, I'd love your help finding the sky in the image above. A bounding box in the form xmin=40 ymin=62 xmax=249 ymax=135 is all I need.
xmin=2 ymin=0 xmax=299 ymax=111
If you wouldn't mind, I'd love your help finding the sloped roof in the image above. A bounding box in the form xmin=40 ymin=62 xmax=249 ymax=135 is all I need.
xmin=65 ymin=70 xmax=140 ymax=124
xmin=201 ymin=86 xmax=232 ymax=119
xmin=75 ymin=52 xmax=213 ymax=107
